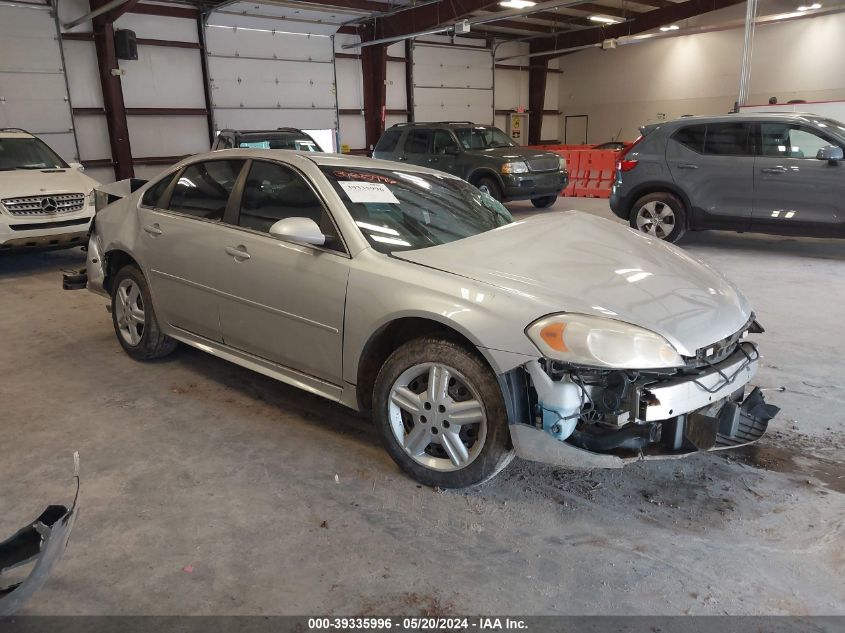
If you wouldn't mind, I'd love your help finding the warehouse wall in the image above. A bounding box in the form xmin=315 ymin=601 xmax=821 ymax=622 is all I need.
xmin=557 ymin=11 xmax=845 ymax=143
xmin=494 ymin=41 xmax=560 ymax=143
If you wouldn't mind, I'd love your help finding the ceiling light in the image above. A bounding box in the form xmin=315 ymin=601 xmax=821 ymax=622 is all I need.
xmin=660 ymin=24 xmax=680 ymax=31
xmin=589 ymin=15 xmax=621 ymax=24
xmin=797 ymin=2 xmax=821 ymax=9
xmin=499 ymin=0 xmax=536 ymax=8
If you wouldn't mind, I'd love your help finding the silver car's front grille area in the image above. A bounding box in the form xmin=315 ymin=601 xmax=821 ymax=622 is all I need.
xmin=2 ymin=193 xmax=86 ymax=216
xmin=526 ymin=157 xmax=560 ymax=173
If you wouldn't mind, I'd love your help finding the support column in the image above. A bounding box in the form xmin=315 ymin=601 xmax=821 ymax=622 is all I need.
xmin=527 ymin=54 xmax=548 ymax=146
xmin=91 ymin=1 xmax=133 ymax=179
xmin=361 ymin=42 xmax=387 ymax=152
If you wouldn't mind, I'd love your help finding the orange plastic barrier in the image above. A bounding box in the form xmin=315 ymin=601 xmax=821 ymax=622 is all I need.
xmin=528 ymin=146 xmax=619 ymax=199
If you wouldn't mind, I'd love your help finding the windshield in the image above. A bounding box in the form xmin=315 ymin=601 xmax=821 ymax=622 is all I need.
xmin=237 ymin=133 xmax=321 ymax=152
xmin=0 ymin=137 xmax=67 ymax=171
xmin=321 ymin=167 xmax=513 ymax=253
xmin=454 ymin=126 xmax=516 ymax=150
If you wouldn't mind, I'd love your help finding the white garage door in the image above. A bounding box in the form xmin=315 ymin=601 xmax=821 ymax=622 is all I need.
xmin=0 ymin=3 xmax=77 ymax=161
xmin=412 ymin=40 xmax=493 ymax=125
xmin=205 ymin=9 xmax=338 ymax=134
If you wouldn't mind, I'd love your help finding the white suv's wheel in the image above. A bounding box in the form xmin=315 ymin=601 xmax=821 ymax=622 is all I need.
xmin=373 ymin=338 xmax=514 ymax=488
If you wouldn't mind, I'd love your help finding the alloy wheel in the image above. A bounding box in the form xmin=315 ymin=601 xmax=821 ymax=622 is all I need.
xmin=115 ymin=278 xmax=146 ymax=346
xmin=636 ymin=201 xmax=676 ymax=239
xmin=387 ymin=363 xmax=487 ymax=472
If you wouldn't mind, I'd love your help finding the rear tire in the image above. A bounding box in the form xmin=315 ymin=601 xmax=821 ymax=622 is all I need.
xmin=475 ymin=176 xmax=502 ymax=202
xmin=372 ymin=337 xmax=514 ymax=488
xmin=111 ymin=265 xmax=177 ymax=361
xmin=629 ymin=192 xmax=687 ymax=243
xmin=531 ymin=195 xmax=557 ymax=209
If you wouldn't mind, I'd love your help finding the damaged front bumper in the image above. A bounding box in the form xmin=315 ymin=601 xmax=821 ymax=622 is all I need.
xmin=509 ymin=342 xmax=780 ymax=469
xmin=0 ymin=456 xmax=79 ymax=616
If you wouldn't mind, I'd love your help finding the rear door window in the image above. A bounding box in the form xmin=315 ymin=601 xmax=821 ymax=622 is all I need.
xmin=404 ymin=129 xmax=433 ymax=154
xmin=167 ymin=160 xmax=244 ymax=220
xmin=704 ymin=123 xmax=751 ymax=156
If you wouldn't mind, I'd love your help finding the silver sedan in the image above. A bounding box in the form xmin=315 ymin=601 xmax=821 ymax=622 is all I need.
xmin=81 ymin=150 xmax=779 ymax=488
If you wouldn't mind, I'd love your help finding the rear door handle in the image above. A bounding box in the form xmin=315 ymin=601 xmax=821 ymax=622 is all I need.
xmin=397 ymin=156 xmax=408 ymax=161
xmin=225 ymin=245 xmax=251 ymax=261
xmin=761 ymin=166 xmax=788 ymax=174
xmin=676 ymin=163 xmax=699 ymax=170
xmin=142 ymin=223 xmax=162 ymax=236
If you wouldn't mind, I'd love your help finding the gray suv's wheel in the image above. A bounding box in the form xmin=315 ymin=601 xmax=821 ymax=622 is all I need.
xmin=630 ymin=192 xmax=687 ymax=243
xmin=373 ymin=337 xmax=514 ymax=488
xmin=111 ymin=265 xmax=177 ymax=361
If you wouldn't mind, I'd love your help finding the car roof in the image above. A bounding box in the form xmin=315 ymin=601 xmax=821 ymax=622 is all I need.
xmin=0 ymin=128 xmax=35 ymax=139
xmin=219 ymin=128 xmax=311 ymax=136
xmin=185 ymin=148 xmax=462 ymax=176
xmin=662 ymin=112 xmax=831 ymax=126
xmin=388 ymin=122 xmax=493 ymax=129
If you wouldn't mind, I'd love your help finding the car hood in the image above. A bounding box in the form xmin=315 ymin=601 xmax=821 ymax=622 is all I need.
xmin=0 ymin=168 xmax=99 ymax=199
xmin=467 ymin=147 xmax=561 ymax=163
xmin=394 ymin=211 xmax=753 ymax=357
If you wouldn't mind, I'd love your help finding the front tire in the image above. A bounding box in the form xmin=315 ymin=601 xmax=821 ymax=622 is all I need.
xmin=373 ymin=337 xmax=514 ymax=488
xmin=111 ymin=265 xmax=177 ymax=361
xmin=531 ymin=195 xmax=557 ymax=209
xmin=630 ymin=192 xmax=687 ymax=243
xmin=475 ymin=176 xmax=502 ymax=202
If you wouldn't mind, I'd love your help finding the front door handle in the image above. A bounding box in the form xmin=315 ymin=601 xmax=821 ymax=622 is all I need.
xmin=676 ymin=163 xmax=699 ymax=170
xmin=397 ymin=156 xmax=408 ymax=161
xmin=761 ymin=166 xmax=788 ymax=174
xmin=143 ymin=223 xmax=162 ymax=236
xmin=225 ymin=245 xmax=251 ymax=261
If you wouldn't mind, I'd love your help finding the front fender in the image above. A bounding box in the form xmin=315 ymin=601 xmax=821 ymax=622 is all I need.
xmin=343 ymin=253 xmax=541 ymax=386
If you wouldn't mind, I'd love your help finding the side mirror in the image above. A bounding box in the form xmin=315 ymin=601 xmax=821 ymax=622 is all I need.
xmin=444 ymin=146 xmax=461 ymax=156
xmin=817 ymin=145 xmax=844 ymax=164
xmin=69 ymin=162 xmax=85 ymax=172
xmin=268 ymin=217 xmax=326 ymax=246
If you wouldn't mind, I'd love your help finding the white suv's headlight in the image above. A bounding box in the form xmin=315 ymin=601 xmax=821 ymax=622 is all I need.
xmin=526 ymin=313 xmax=684 ymax=369
xmin=87 ymin=190 xmax=96 ymax=207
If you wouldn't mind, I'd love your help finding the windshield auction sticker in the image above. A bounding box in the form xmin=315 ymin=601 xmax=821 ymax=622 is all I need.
xmin=339 ymin=181 xmax=400 ymax=204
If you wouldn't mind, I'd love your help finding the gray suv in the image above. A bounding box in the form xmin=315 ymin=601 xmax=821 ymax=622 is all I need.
xmin=373 ymin=122 xmax=568 ymax=208
xmin=610 ymin=113 xmax=845 ymax=242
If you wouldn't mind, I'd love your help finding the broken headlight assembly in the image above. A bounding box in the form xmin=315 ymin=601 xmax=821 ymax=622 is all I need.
xmin=525 ymin=313 xmax=684 ymax=370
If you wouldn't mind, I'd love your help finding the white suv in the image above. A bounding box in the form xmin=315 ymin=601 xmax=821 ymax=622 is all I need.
xmin=0 ymin=129 xmax=99 ymax=251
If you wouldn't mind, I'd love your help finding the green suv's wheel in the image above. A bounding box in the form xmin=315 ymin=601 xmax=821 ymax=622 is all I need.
xmin=630 ymin=192 xmax=687 ymax=243
xmin=111 ymin=265 xmax=177 ymax=361
xmin=373 ymin=337 xmax=514 ymax=488
xmin=531 ymin=195 xmax=557 ymax=209
xmin=475 ymin=176 xmax=502 ymax=202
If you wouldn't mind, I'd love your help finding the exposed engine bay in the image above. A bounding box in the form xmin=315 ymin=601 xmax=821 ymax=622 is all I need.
xmin=506 ymin=321 xmax=781 ymax=468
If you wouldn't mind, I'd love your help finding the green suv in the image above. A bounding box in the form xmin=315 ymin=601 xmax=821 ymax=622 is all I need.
xmin=373 ymin=122 xmax=568 ymax=208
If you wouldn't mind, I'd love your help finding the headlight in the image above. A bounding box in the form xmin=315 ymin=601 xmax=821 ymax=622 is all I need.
xmin=87 ymin=190 xmax=96 ymax=207
xmin=526 ymin=313 xmax=684 ymax=369
xmin=558 ymin=156 xmax=567 ymax=171
xmin=501 ymin=161 xmax=528 ymax=174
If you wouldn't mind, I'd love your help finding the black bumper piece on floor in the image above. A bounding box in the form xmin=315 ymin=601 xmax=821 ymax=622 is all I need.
xmin=62 ymin=268 xmax=87 ymax=290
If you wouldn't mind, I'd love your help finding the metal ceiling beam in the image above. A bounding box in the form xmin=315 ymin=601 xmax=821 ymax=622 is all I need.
xmin=63 ymin=0 xmax=140 ymax=29
xmin=529 ymin=0 xmax=747 ymax=58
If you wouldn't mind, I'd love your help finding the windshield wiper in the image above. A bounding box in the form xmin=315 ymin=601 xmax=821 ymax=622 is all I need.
xmin=17 ymin=165 xmax=52 ymax=170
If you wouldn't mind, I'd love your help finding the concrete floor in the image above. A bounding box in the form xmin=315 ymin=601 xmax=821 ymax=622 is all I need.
xmin=1 ymin=197 xmax=843 ymax=616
